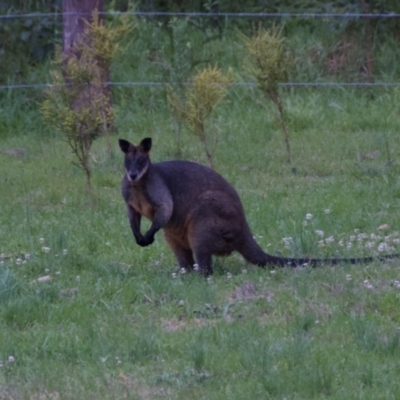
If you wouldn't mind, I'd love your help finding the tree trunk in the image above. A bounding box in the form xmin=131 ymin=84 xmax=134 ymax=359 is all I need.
xmin=63 ymin=0 xmax=103 ymax=55
xmin=62 ymin=0 xmax=112 ymax=112
xmin=359 ymin=0 xmax=374 ymax=82
xmin=62 ymin=0 xmax=112 ymax=147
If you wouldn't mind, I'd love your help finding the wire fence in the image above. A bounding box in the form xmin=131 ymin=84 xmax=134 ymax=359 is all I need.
xmin=1 ymin=10 xmax=399 ymax=91
xmin=1 ymin=11 xmax=400 ymax=19
xmin=1 ymin=82 xmax=400 ymax=92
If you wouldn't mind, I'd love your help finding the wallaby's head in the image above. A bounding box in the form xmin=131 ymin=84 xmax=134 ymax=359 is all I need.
xmin=119 ymin=138 xmax=152 ymax=183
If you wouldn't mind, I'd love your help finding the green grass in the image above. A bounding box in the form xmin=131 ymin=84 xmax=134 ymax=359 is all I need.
xmin=1 ymin=86 xmax=400 ymax=399
xmin=2 ymin=23 xmax=400 ymax=397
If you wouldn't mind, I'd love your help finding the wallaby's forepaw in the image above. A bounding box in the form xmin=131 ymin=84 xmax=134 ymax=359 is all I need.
xmin=136 ymin=233 xmax=154 ymax=247
xmin=135 ymin=235 xmax=148 ymax=247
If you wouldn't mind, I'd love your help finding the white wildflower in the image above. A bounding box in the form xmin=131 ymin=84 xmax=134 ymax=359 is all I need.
xmin=365 ymin=241 xmax=375 ymax=249
xmin=171 ymin=272 xmax=177 ymax=278
xmin=193 ymin=263 xmax=199 ymax=271
xmin=346 ymin=274 xmax=352 ymax=281
xmin=8 ymin=356 xmax=15 ymax=363
xmin=63 ymin=249 xmax=68 ymax=255
xmin=15 ymin=258 xmax=22 ymax=265
xmin=315 ymin=230 xmax=324 ymax=238
xmin=39 ymin=238 xmax=45 ymax=244
xmin=227 ymin=272 xmax=232 ymax=279
xmin=325 ymin=236 xmax=335 ymax=244
xmin=377 ymin=242 xmax=393 ymax=252
xmin=324 ymin=209 xmax=331 ymax=215
xmin=41 ymin=247 xmax=50 ymax=253
xmin=364 ymin=279 xmax=373 ymax=289
xmin=179 ymin=267 xmax=187 ymax=274
xmin=24 ymin=253 xmax=31 ymax=260
xmin=357 ymin=233 xmax=368 ymax=242
xmin=338 ymin=240 xmax=344 ymax=247
xmin=305 ymin=213 xmax=313 ymax=220
xmin=318 ymin=240 xmax=325 ymax=248
xmin=394 ymin=280 xmax=400 ymax=288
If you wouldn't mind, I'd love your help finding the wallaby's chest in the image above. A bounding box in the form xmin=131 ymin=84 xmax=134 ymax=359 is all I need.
xmin=128 ymin=189 xmax=155 ymax=220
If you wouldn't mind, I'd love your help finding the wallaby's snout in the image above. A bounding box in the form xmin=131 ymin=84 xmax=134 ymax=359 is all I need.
xmin=126 ymin=170 xmax=139 ymax=183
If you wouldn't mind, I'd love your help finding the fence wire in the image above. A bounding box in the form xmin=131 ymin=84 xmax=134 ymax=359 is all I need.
xmin=1 ymin=11 xmax=400 ymax=19
xmin=1 ymin=82 xmax=400 ymax=91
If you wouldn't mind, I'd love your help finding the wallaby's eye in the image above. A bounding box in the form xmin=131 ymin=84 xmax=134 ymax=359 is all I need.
xmin=124 ymin=158 xmax=133 ymax=169
xmin=136 ymin=157 xmax=146 ymax=169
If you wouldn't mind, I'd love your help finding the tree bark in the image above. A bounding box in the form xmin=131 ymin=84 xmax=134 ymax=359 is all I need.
xmin=63 ymin=0 xmax=103 ymax=55
xmin=62 ymin=0 xmax=112 ymax=141
xmin=359 ymin=0 xmax=374 ymax=82
xmin=62 ymin=0 xmax=111 ymax=109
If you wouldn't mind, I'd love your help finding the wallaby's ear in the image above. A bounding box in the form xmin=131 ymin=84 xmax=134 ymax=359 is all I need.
xmin=139 ymin=137 xmax=152 ymax=153
xmin=119 ymin=139 xmax=132 ymax=154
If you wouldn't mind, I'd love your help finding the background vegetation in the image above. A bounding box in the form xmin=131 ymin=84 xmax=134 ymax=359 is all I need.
xmin=1 ymin=1 xmax=400 ymax=398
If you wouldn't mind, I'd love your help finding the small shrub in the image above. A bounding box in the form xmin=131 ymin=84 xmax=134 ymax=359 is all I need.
xmin=167 ymin=65 xmax=232 ymax=168
xmin=41 ymin=11 xmax=134 ymax=195
xmin=241 ymin=25 xmax=291 ymax=163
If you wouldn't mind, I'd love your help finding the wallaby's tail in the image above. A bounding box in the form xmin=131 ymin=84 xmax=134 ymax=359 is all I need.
xmin=264 ymin=253 xmax=400 ymax=268
xmin=240 ymin=236 xmax=400 ymax=267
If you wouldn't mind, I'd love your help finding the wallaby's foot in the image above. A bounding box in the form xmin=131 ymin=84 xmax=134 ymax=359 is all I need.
xmin=175 ymin=249 xmax=196 ymax=271
xmin=193 ymin=249 xmax=213 ymax=276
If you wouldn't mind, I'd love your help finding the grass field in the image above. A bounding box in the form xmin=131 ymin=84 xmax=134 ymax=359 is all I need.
xmin=1 ymin=85 xmax=400 ymax=399
xmin=2 ymin=20 xmax=400 ymax=399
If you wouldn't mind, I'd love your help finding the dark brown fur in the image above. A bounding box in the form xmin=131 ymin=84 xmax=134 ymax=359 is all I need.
xmin=119 ymin=138 xmax=399 ymax=275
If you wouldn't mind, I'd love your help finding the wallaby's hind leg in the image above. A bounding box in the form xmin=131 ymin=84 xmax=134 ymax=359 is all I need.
xmin=192 ymin=248 xmax=213 ymax=276
xmin=164 ymin=232 xmax=195 ymax=270
xmin=174 ymin=247 xmax=196 ymax=271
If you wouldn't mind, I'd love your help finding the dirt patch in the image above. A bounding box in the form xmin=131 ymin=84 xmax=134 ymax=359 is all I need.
xmin=116 ymin=374 xmax=172 ymax=399
xmin=229 ymin=281 xmax=274 ymax=303
xmin=161 ymin=316 xmax=217 ymax=332
xmin=2 ymin=148 xmax=27 ymax=158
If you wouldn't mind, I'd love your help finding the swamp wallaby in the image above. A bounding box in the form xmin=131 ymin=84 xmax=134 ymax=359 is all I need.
xmin=119 ymin=137 xmax=399 ymax=275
